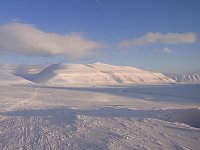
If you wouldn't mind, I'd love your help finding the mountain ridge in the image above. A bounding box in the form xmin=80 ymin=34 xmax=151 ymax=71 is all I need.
xmin=22 ymin=62 xmax=174 ymax=86
xmin=165 ymin=70 xmax=200 ymax=83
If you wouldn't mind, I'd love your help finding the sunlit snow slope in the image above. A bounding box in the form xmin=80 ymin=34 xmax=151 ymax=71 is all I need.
xmin=26 ymin=62 xmax=174 ymax=86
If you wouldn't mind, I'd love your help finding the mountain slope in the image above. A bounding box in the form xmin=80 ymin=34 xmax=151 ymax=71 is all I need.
xmin=0 ymin=69 xmax=31 ymax=85
xmin=25 ymin=62 xmax=173 ymax=86
xmin=165 ymin=70 xmax=200 ymax=83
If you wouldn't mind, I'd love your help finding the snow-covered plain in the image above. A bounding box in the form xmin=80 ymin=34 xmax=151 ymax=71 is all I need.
xmin=0 ymin=83 xmax=200 ymax=150
xmin=0 ymin=64 xmax=200 ymax=149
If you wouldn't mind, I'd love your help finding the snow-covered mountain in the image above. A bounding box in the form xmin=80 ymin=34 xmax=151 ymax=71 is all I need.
xmin=24 ymin=62 xmax=174 ymax=86
xmin=0 ymin=64 xmax=45 ymax=75
xmin=165 ymin=70 xmax=200 ymax=83
xmin=0 ymin=69 xmax=31 ymax=85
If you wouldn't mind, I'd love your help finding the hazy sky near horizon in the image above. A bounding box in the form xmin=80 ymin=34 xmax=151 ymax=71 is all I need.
xmin=0 ymin=0 xmax=200 ymax=73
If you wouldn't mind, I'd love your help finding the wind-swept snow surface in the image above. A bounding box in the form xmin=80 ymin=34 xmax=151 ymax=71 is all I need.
xmin=0 ymin=84 xmax=200 ymax=149
xmin=24 ymin=62 xmax=174 ymax=86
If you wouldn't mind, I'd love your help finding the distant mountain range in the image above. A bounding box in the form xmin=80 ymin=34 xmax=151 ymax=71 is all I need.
xmin=165 ymin=70 xmax=200 ymax=83
xmin=12 ymin=62 xmax=174 ymax=86
xmin=2 ymin=63 xmax=200 ymax=86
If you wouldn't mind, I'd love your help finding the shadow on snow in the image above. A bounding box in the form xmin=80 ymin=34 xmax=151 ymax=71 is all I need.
xmin=1 ymin=107 xmax=200 ymax=128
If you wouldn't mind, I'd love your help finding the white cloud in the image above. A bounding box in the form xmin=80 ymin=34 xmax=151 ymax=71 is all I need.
xmin=0 ymin=23 xmax=104 ymax=58
xmin=118 ymin=32 xmax=197 ymax=47
xmin=163 ymin=47 xmax=171 ymax=53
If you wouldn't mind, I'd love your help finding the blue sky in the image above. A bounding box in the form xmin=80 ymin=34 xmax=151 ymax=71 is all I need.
xmin=0 ymin=0 xmax=200 ymax=73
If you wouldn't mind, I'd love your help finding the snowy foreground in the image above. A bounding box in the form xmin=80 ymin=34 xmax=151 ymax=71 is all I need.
xmin=0 ymin=84 xmax=200 ymax=150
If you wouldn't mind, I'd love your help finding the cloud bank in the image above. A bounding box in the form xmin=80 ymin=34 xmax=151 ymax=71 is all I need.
xmin=163 ymin=47 xmax=171 ymax=53
xmin=118 ymin=32 xmax=197 ymax=47
xmin=0 ymin=23 xmax=104 ymax=58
